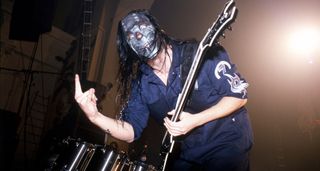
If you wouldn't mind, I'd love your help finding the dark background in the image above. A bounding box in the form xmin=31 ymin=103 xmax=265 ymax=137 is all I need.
xmin=2 ymin=0 xmax=320 ymax=170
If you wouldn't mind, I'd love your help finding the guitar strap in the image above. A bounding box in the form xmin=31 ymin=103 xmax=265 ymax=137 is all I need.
xmin=180 ymin=43 xmax=225 ymax=86
xmin=180 ymin=42 xmax=199 ymax=86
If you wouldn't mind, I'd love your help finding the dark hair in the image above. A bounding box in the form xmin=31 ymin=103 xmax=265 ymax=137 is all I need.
xmin=116 ymin=9 xmax=171 ymax=107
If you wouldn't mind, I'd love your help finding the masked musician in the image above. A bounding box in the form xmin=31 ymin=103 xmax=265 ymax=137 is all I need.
xmin=75 ymin=9 xmax=253 ymax=171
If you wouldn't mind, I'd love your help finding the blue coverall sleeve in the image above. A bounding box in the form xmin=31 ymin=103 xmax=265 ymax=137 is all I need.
xmin=121 ymin=81 xmax=149 ymax=140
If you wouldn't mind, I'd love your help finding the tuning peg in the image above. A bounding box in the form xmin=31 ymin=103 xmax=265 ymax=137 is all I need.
xmin=221 ymin=33 xmax=226 ymax=38
xmin=228 ymin=26 xmax=233 ymax=31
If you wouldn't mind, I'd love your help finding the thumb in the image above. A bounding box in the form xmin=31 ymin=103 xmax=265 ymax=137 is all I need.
xmin=167 ymin=110 xmax=175 ymax=116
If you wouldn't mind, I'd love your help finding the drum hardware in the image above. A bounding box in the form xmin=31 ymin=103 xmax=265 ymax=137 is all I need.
xmin=46 ymin=137 xmax=159 ymax=171
xmin=47 ymin=137 xmax=92 ymax=171
xmin=77 ymin=144 xmax=96 ymax=170
xmin=85 ymin=144 xmax=123 ymax=171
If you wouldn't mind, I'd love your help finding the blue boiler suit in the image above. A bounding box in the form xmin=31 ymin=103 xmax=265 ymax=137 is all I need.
xmin=122 ymin=40 xmax=253 ymax=171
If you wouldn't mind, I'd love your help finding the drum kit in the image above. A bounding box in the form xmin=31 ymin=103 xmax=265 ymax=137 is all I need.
xmin=46 ymin=137 xmax=157 ymax=171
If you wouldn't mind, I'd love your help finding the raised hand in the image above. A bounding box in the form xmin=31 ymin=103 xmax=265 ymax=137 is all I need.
xmin=74 ymin=74 xmax=99 ymax=122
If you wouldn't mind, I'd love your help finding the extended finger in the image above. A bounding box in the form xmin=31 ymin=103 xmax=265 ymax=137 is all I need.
xmin=74 ymin=74 xmax=83 ymax=97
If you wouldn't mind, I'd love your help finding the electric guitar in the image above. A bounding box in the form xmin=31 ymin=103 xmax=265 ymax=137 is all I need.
xmin=159 ymin=0 xmax=238 ymax=170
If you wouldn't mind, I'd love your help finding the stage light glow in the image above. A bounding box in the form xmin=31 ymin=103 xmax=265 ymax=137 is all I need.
xmin=287 ymin=26 xmax=320 ymax=63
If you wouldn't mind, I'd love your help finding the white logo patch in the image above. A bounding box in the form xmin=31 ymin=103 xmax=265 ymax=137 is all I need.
xmin=214 ymin=61 xmax=249 ymax=98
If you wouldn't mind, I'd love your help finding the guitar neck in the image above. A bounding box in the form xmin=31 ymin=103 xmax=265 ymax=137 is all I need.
xmin=171 ymin=45 xmax=206 ymax=122
xmin=159 ymin=1 xmax=237 ymax=170
xmin=171 ymin=1 xmax=238 ymax=122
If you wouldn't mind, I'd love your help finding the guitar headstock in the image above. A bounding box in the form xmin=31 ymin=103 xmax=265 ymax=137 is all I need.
xmin=201 ymin=0 xmax=238 ymax=49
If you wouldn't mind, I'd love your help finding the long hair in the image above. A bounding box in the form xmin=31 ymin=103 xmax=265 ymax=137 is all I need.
xmin=116 ymin=9 xmax=172 ymax=108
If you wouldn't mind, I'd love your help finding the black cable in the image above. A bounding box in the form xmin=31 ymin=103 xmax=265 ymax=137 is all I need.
xmin=21 ymin=41 xmax=38 ymax=170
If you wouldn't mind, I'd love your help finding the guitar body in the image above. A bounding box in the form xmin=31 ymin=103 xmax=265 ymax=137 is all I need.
xmin=159 ymin=0 xmax=238 ymax=170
